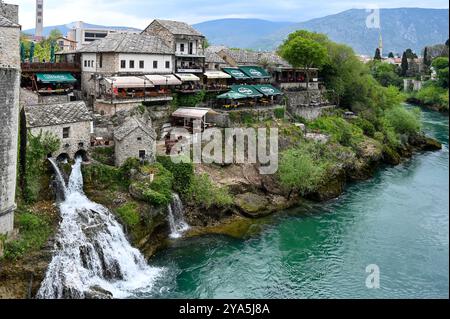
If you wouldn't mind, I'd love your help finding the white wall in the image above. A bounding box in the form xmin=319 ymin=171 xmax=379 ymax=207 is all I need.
xmin=175 ymin=40 xmax=198 ymax=55
xmin=82 ymin=53 xmax=97 ymax=72
xmin=118 ymin=53 xmax=174 ymax=73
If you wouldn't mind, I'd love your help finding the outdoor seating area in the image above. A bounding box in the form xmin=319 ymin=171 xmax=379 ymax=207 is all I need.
xmin=217 ymin=84 xmax=283 ymax=109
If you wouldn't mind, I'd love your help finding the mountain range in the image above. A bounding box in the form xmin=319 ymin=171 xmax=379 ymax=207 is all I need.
xmin=23 ymin=8 xmax=449 ymax=56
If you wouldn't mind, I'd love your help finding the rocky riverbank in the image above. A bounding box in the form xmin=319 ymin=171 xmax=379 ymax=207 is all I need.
xmin=0 ymin=124 xmax=442 ymax=299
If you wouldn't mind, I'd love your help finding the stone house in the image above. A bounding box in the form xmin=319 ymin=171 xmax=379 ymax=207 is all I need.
xmin=56 ymin=36 xmax=77 ymax=52
xmin=24 ymin=101 xmax=93 ymax=162
xmin=142 ymin=19 xmax=206 ymax=75
xmin=73 ymin=32 xmax=176 ymax=113
xmin=205 ymin=45 xmax=230 ymax=71
xmin=114 ymin=117 xmax=157 ymax=167
xmin=0 ymin=1 xmax=20 ymax=235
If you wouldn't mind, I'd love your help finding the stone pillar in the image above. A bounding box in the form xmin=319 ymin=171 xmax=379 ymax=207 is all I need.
xmin=0 ymin=68 xmax=20 ymax=235
xmin=0 ymin=2 xmax=20 ymax=235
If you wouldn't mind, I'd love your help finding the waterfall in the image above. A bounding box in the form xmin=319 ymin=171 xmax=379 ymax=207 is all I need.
xmin=167 ymin=193 xmax=190 ymax=239
xmin=48 ymin=157 xmax=68 ymax=200
xmin=37 ymin=157 xmax=163 ymax=299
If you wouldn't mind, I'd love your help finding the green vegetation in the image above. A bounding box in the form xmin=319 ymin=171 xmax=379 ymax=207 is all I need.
xmin=279 ymin=30 xmax=329 ymax=90
xmin=278 ymin=141 xmax=351 ymax=195
xmin=157 ymin=156 xmax=194 ymax=195
xmin=83 ymin=163 xmax=123 ymax=189
xmin=309 ymin=116 xmax=364 ymax=148
xmin=185 ymin=174 xmax=233 ymax=209
xmin=432 ymin=57 xmax=449 ymax=88
xmin=116 ymin=203 xmax=140 ymax=227
xmin=21 ymin=29 xmax=63 ymax=62
xmin=274 ymin=108 xmax=285 ymax=119
xmin=1 ymin=209 xmax=52 ymax=260
xmin=172 ymin=90 xmax=206 ymax=108
xmin=91 ymin=146 xmax=115 ymax=166
xmin=383 ymin=106 xmax=421 ymax=136
xmin=22 ymin=131 xmax=60 ymax=203
xmin=369 ymin=61 xmax=402 ymax=88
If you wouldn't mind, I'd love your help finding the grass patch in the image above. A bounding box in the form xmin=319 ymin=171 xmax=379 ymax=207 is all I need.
xmin=185 ymin=174 xmax=233 ymax=209
xmin=116 ymin=202 xmax=140 ymax=227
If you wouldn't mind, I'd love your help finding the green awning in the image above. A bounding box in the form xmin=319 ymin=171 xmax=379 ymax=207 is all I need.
xmin=239 ymin=66 xmax=271 ymax=79
xmin=222 ymin=68 xmax=251 ymax=80
xmin=230 ymin=85 xmax=263 ymax=98
xmin=36 ymin=73 xmax=77 ymax=83
xmin=217 ymin=91 xmax=248 ymax=100
xmin=253 ymin=84 xmax=283 ymax=96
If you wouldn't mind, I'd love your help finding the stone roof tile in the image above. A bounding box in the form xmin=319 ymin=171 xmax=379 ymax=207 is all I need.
xmin=114 ymin=117 xmax=156 ymax=141
xmin=155 ymin=19 xmax=204 ymax=37
xmin=25 ymin=101 xmax=92 ymax=128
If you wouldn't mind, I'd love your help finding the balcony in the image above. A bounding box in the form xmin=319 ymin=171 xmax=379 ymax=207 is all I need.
xmin=98 ymin=90 xmax=173 ymax=104
xmin=21 ymin=62 xmax=82 ymax=73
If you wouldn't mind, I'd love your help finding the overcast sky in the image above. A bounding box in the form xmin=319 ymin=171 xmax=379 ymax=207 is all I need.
xmin=8 ymin=0 xmax=450 ymax=30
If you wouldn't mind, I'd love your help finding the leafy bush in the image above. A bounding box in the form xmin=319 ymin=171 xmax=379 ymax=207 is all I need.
xmin=91 ymin=146 xmax=114 ymax=166
xmin=383 ymin=106 xmax=421 ymax=136
xmin=309 ymin=116 xmax=364 ymax=147
xmin=185 ymin=174 xmax=233 ymax=209
xmin=413 ymin=84 xmax=449 ymax=111
xmin=3 ymin=211 xmax=51 ymax=260
xmin=274 ymin=108 xmax=285 ymax=119
xmin=353 ymin=117 xmax=376 ymax=137
xmin=23 ymin=131 xmax=60 ymax=203
xmin=82 ymin=163 xmax=122 ymax=189
xmin=157 ymin=156 xmax=194 ymax=194
xmin=116 ymin=203 xmax=140 ymax=227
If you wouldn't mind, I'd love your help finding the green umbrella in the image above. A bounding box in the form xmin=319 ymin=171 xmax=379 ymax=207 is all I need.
xmin=29 ymin=42 xmax=35 ymax=63
xmin=50 ymin=41 xmax=55 ymax=63
xmin=20 ymin=42 xmax=26 ymax=63
xmin=217 ymin=91 xmax=247 ymax=100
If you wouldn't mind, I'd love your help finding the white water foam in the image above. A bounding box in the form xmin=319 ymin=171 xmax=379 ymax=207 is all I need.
xmin=37 ymin=157 xmax=163 ymax=299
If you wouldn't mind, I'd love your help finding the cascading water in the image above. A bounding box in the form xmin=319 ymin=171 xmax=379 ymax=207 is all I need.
xmin=37 ymin=157 xmax=163 ymax=299
xmin=167 ymin=193 xmax=190 ymax=239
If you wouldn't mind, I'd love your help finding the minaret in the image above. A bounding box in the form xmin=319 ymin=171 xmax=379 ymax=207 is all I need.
xmin=378 ymin=31 xmax=383 ymax=58
xmin=35 ymin=0 xmax=43 ymax=39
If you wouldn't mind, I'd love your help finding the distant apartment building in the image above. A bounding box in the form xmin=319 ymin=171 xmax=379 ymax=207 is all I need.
xmin=67 ymin=21 xmax=140 ymax=49
xmin=56 ymin=36 xmax=77 ymax=51
xmin=142 ymin=19 xmax=206 ymax=74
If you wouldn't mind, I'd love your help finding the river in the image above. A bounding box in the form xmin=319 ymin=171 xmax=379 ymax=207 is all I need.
xmin=144 ymin=106 xmax=449 ymax=299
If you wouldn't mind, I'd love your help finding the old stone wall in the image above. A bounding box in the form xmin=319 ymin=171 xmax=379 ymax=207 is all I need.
xmin=289 ymin=105 xmax=336 ymax=121
xmin=114 ymin=127 xmax=156 ymax=166
xmin=0 ymin=68 xmax=20 ymax=235
xmin=29 ymin=121 xmax=92 ymax=160
xmin=0 ymin=26 xmax=20 ymax=68
xmin=143 ymin=22 xmax=176 ymax=50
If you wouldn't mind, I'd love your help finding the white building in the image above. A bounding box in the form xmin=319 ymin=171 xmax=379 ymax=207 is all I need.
xmin=67 ymin=21 xmax=140 ymax=49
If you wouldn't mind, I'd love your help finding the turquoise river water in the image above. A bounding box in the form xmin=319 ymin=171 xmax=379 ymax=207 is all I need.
xmin=145 ymin=106 xmax=449 ymax=299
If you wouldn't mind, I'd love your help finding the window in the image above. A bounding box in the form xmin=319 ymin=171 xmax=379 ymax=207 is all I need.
xmin=180 ymin=43 xmax=185 ymax=52
xmin=139 ymin=61 xmax=145 ymax=69
xmin=153 ymin=61 xmax=158 ymax=69
xmin=129 ymin=60 xmax=135 ymax=69
xmin=165 ymin=61 xmax=170 ymax=69
xmin=63 ymin=127 xmax=70 ymax=139
xmin=38 ymin=4 xmax=42 ymax=9
xmin=139 ymin=150 xmax=146 ymax=160
xmin=121 ymin=60 xmax=126 ymax=68
xmin=84 ymin=60 xmax=87 ymax=67
xmin=189 ymin=42 xmax=193 ymax=55
xmin=91 ymin=60 xmax=94 ymax=68
xmin=137 ymin=137 xmax=142 ymax=141
xmin=37 ymin=18 xmax=42 ymax=23
xmin=99 ymin=54 xmax=103 ymax=68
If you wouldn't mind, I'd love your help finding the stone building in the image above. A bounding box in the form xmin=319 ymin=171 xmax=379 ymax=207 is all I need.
xmin=72 ymin=32 xmax=176 ymax=113
xmin=0 ymin=1 xmax=20 ymax=235
xmin=205 ymin=45 xmax=230 ymax=71
xmin=142 ymin=19 xmax=206 ymax=75
xmin=24 ymin=101 xmax=93 ymax=161
xmin=114 ymin=116 xmax=156 ymax=167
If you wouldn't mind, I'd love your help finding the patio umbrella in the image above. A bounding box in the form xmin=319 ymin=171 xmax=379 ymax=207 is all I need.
xmin=217 ymin=91 xmax=247 ymax=100
xmin=50 ymin=41 xmax=55 ymax=63
xmin=20 ymin=42 xmax=25 ymax=63
xmin=29 ymin=42 xmax=35 ymax=63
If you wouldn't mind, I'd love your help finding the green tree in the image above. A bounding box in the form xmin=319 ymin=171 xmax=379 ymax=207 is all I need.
xmin=388 ymin=52 xmax=395 ymax=58
xmin=374 ymin=48 xmax=382 ymax=60
xmin=432 ymin=57 xmax=449 ymax=88
xmin=404 ymin=48 xmax=418 ymax=59
xmin=279 ymin=31 xmax=328 ymax=94
xmin=423 ymin=47 xmax=431 ymax=67
xmin=401 ymin=52 xmax=409 ymax=76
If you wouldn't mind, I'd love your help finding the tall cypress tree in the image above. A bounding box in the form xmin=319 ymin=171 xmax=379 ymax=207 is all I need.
xmin=423 ymin=47 xmax=431 ymax=67
xmin=401 ymin=52 xmax=409 ymax=76
xmin=374 ymin=48 xmax=382 ymax=60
